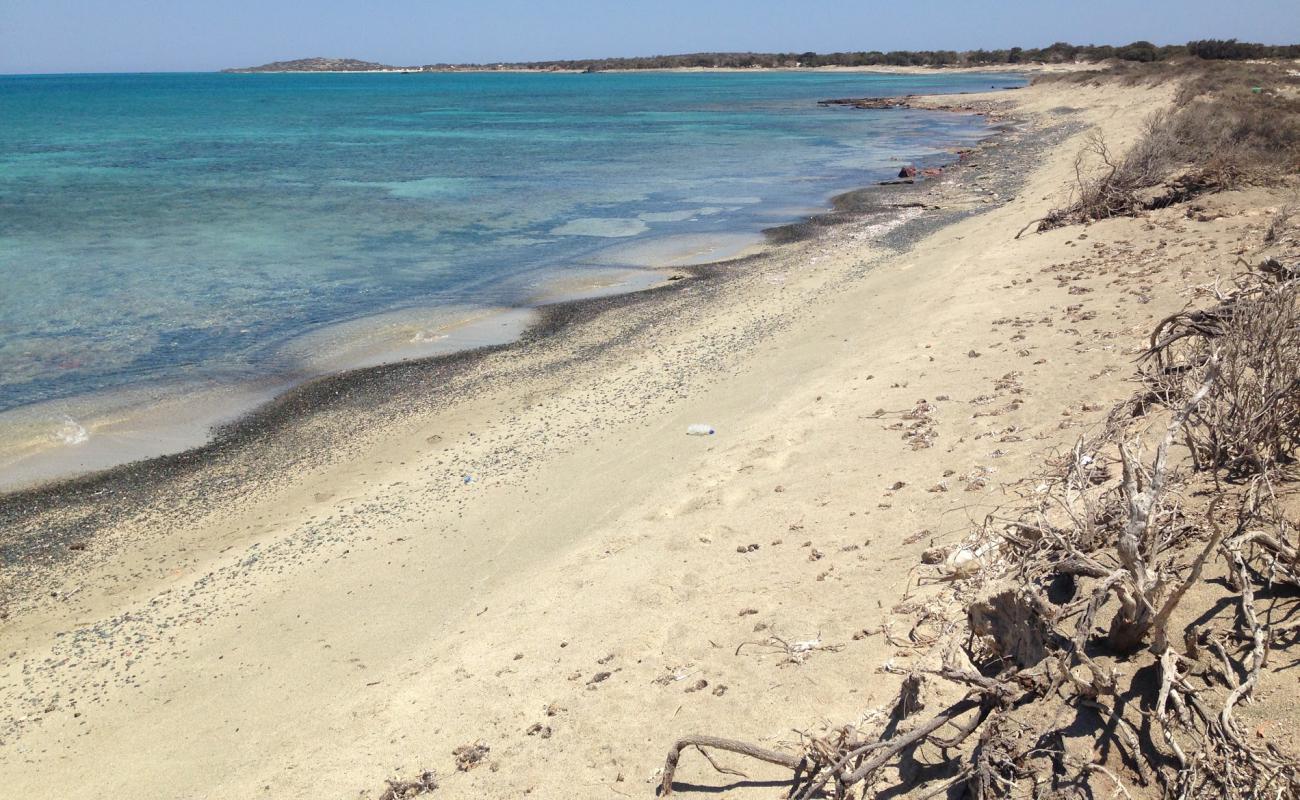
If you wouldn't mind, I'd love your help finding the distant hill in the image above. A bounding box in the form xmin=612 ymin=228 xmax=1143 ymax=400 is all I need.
xmin=222 ymin=57 xmax=400 ymax=73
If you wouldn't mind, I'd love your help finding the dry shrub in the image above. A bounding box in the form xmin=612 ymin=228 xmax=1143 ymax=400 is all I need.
xmin=1265 ymin=201 xmax=1297 ymax=244
xmin=1025 ymin=116 xmax=1180 ymax=232
xmin=1027 ymin=60 xmax=1300 ymax=234
xmin=1144 ymin=272 xmax=1300 ymax=476
xmin=1070 ymin=129 xmax=1154 ymax=220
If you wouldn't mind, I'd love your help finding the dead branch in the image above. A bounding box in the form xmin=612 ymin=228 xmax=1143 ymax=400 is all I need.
xmin=661 ymin=735 xmax=803 ymax=796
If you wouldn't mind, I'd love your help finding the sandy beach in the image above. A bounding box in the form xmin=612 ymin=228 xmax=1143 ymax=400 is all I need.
xmin=2 ymin=71 xmax=1297 ymax=800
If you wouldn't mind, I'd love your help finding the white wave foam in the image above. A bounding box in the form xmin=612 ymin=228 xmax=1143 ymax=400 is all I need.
xmin=52 ymin=417 xmax=89 ymax=446
xmin=411 ymin=330 xmax=449 ymax=344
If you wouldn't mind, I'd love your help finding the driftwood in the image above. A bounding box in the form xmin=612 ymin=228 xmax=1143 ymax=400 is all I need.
xmin=661 ymin=735 xmax=803 ymax=795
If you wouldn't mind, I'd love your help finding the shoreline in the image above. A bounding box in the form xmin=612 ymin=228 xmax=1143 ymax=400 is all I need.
xmin=221 ymin=64 xmax=1073 ymax=76
xmin=0 ymin=168 xmax=1002 ymax=609
xmin=5 ymin=75 xmax=1227 ymax=799
xmin=0 ymin=85 xmax=1047 ymax=694
xmin=0 ymin=62 xmax=1295 ymax=799
xmin=0 ymin=96 xmax=1001 ymax=498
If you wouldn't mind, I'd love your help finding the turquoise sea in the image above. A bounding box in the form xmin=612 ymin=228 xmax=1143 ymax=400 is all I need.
xmin=0 ymin=70 xmax=1021 ymax=480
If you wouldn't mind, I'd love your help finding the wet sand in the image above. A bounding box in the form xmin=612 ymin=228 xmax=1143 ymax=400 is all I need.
xmin=0 ymin=265 xmax=679 ymax=492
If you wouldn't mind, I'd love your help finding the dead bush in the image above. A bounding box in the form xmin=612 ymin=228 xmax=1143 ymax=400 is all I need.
xmin=1144 ymin=270 xmax=1300 ymax=476
xmin=1024 ymin=60 xmax=1300 ymax=235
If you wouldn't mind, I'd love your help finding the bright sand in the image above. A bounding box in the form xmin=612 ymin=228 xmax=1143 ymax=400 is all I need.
xmin=3 ymin=76 xmax=1294 ymax=797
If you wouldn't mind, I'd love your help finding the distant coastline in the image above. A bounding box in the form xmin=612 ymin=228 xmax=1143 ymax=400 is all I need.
xmin=222 ymin=41 xmax=1300 ymax=74
xmin=219 ymin=55 xmax=1040 ymax=75
xmin=223 ymin=62 xmax=1045 ymax=76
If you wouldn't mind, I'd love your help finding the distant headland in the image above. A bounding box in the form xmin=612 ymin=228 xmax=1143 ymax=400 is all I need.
xmin=223 ymin=57 xmax=410 ymax=73
xmin=222 ymin=40 xmax=1300 ymax=73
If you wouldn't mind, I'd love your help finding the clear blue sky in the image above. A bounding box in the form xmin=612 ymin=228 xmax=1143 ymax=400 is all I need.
xmin=3 ymin=0 xmax=1299 ymax=74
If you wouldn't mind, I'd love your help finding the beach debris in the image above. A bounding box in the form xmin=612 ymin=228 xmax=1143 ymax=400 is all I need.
xmin=526 ymin=722 xmax=553 ymax=739
xmin=902 ymin=529 xmax=931 ymax=545
xmin=735 ymin=634 xmax=843 ymax=666
xmin=452 ymin=742 xmax=489 ymax=771
xmin=920 ymin=546 xmax=948 ymax=565
xmin=462 ymin=475 xmax=473 ymax=484
xmin=943 ymin=542 xmax=997 ymax=578
xmin=378 ymin=770 xmax=438 ymax=800
xmin=686 ymin=423 xmax=716 ymax=436
xmin=884 ymin=398 xmax=937 ymax=450
xmin=961 ymin=465 xmax=994 ymax=491
xmin=898 ymin=165 xmax=917 ymax=179
xmin=653 ymin=666 xmax=696 ymax=686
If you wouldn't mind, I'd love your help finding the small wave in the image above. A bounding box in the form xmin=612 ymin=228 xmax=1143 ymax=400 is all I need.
xmin=638 ymin=207 xmax=723 ymax=223
xmin=411 ymin=330 xmax=449 ymax=344
xmin=549 ymin=218 xmax=649 ymax=238
xmin=52 ymin=417 xmax=89 ymax=446
xmin=684 ymin=195 xmax=762 ymax=205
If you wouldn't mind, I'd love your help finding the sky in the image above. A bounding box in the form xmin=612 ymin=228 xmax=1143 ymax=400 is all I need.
xmin=3 ymin=0 xmax=1299 ymax=74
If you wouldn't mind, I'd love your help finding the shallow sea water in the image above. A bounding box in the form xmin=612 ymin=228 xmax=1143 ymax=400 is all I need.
xmin=0 ymin=70 xmax=1022 ymax=484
